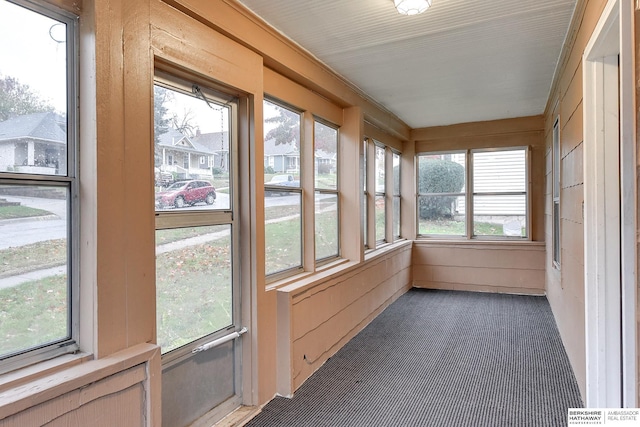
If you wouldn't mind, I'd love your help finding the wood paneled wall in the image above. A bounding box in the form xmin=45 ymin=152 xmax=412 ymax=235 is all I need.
xmin=276 ymin=243 xmax=412 ymax=396
xmin=543 ymin=0 xmax=608 ymax=400
xmin=0 ymin=345 xmax=160 ymax=425
xmin=413 ymin=242 xmax=545 ymax=295
xmin=411 ymin=117 xmax=547 ymax=295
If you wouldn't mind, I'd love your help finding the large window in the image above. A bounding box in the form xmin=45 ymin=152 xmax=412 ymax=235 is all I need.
xmin=154 ymin=75 xmax=238 ymax=356
xmin=263 ymin=99 xmax=302 ymax=276
xmin=315 ymin=120 xmax=339 ymax=261
xmin=552 ymin=117 xmax=560 ymax=268
xmin=0 ymin=0 xmax=77 ymax=372
xmin=262 ymin=91 xmax=342 ymax=280
xmin=363 ymin=138 xmax=402 ymax=249
xmin=417 ymin=147 xmax=528 ymax=239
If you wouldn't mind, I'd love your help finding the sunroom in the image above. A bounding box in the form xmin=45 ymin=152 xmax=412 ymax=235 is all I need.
xmin=0 ymin=0 xmax=637 ymax=426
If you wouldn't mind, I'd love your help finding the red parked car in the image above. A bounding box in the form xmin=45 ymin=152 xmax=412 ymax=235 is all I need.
xmin=155 ymin=180 xmax=216 ymax=209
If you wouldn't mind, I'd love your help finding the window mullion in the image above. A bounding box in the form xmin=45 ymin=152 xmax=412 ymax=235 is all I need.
xmin=366 ymin=140 xmax=376 ymax=249
xmin=466 ymin=149 xmax=473 ymax=239
xmin=384 ymin=147 xmax=393 ymax=244
xmin=302 ymin=111 xmax=315 ymax=271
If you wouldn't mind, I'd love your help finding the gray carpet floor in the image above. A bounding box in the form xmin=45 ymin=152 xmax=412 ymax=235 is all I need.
xmin=245 ymin=288 xmax=583 ymax=427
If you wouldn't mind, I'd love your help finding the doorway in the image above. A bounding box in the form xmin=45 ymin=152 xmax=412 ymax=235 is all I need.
xmin=154 ymin=72 xmax=246 ymax=426
xmin=583 ymin=0 xmax=635 ymax=407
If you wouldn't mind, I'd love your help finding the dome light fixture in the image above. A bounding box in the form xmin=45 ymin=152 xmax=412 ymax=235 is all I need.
xmin=394 ymin=0 xmax=432 ymax=15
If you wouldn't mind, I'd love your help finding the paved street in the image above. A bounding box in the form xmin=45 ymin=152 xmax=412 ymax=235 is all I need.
xmin=0 ymin=192 xmax=336 ymax=289
xmin=0 ymin=195 xmax=67 ymax=250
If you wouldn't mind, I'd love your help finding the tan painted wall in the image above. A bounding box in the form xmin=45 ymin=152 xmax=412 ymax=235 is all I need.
xmin=413 ymin=242 xmax=546 ymax=295
xmin=276 ymin=243 xmax=413 ymax=396
xmin=0 ymin=345 xmax=160 ymax=425
xmin=543 ymin=0 xmax=608 ymax=400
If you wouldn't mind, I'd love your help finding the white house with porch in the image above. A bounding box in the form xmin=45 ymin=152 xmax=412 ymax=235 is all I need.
xmin=156 ymin=127 xmax=216 ymax=180
xmin=0 ymin=112 xmax=67 ymax=175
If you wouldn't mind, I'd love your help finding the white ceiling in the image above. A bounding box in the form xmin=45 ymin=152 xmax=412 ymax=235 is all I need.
xmin=237 ymin=0 xmax=577 ymax=129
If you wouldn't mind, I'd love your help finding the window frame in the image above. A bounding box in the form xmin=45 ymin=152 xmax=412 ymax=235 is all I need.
xmin=263 ymin=98 xmax=304 ymax=279
xmin=363 ymin=138 xmax=403 ymax=251
xmin=314 ymin=117 xmax=340 ymax=264
xmin=0 ymin=0 xmax=79 ymax=374
xmin=416 ymin=146 xmax=530 ymax=240
xmin=392 ymin=150 xmax=401 ymax=240
xmin=374 ymin=143 xmax=386 ymax=244
xmin=362 ymin=139 xmax=369 ymax=249
xmin=153 ymin=72 xmax=241 ymax=363
xmin=416 ymin=150 xmax=467 ymax=239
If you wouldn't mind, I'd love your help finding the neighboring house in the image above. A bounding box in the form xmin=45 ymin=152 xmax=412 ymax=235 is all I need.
xmin=156 ymin=127 xmax=216 ymax=180
xmin=192 ymin=130 xmax=230 ymax=172
xmin=0 ymin=112 xmax=67 ymax=174
xmin=264 ymin=138 xmax=299 ymax=173
xmin=263 ymin=138 xmax=338 ymax=174
xmin=449 ymin=151 xmax=526 ymax=220
xmin=314 ymin=148 xmax=337 ymax=174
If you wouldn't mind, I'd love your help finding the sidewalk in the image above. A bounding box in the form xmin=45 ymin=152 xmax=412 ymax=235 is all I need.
xmin=0 ymin=265 xmax=67 ymax=290
xmin=0 ymin=209 xmax=318 ymax=290
xmin=0 ymin=230 xmax=232 ymax=290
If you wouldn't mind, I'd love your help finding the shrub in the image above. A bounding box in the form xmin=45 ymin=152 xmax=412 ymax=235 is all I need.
xmin=317 ymin=163 xmax=331 ymax=174
xmin=264 ymin=166 xmax=275 ymax=174
xmin=211 ymin=167 xmax=223 ymax=176
xmin=418 ymin=158 xmax=465 ymax=219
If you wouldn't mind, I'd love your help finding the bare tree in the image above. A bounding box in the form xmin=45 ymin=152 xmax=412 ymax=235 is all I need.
xmin=0 ymin=75 xmax=54 ymax=122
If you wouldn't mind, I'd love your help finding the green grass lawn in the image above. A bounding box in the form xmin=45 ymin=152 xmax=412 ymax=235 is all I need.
xmin=0 ymin=239 xmax=67 ymax=278
xmin=0 ymin=274 xmax=68 ymax=357
xmin=419 ymin=219 xmax=525 ymax=237
xmin=315 ymin=173 xmax=336 ymax=189
xmin=0 ymin=205 xmax=52 ymax=220
xmin=265 ymin=203 xmax=302 ymax=275
xmin=264 ymin=201 xmax=339 ymax=273
xmin=156 ymin=226 xmax=225 ymax=246
xmin=315 ymin=206 xmax=338 ymax=259
xmin=156 ymin=230 xmax=233 ymax=353
xmin=265 ymin=218 xmax=302 ymax=275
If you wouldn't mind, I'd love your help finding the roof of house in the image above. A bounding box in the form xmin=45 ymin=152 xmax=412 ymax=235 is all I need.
xmin=156 ymin=127 xmax=213 ymax=155
xmin=0 ymin=112 xmax=66 ymax=144
xmin=315 ymin=149 xmax=336 ymax=160
xmin=192 ymin=131 xmax=229 ymax=152
xmin=264 ymin=138 xmax=299 ymax=156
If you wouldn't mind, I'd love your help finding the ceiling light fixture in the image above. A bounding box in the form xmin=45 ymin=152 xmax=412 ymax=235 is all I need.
xmin=394 ymin=0 xmax=432 ymax=15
